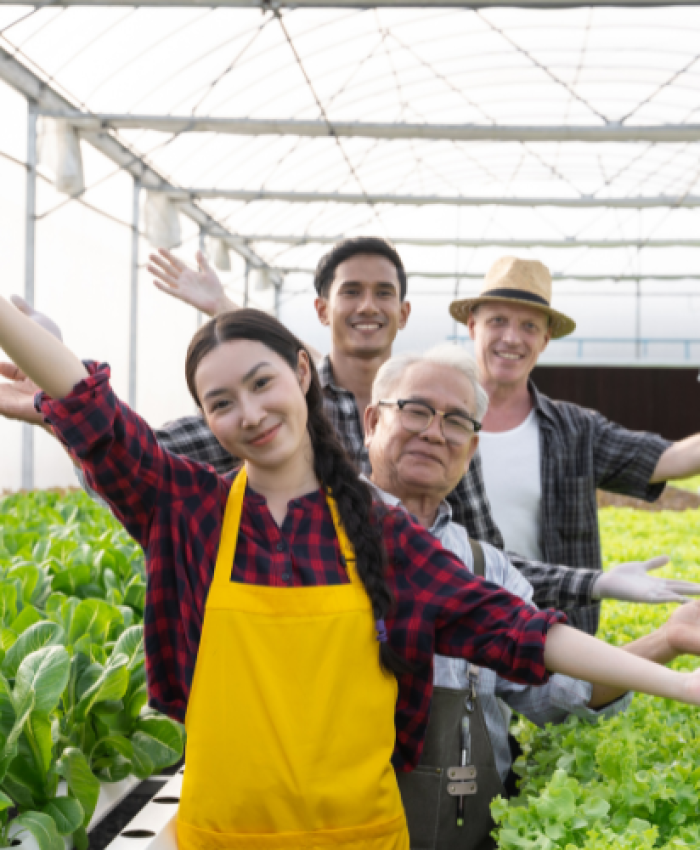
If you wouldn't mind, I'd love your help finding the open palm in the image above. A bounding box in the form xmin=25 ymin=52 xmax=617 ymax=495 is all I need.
xmin=0 ymin=362 xmax=43 ymax=425
xmin=148 ymin=249 xmax=234 ymax=317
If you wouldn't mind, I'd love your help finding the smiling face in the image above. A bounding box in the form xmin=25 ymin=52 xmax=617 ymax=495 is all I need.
xmin=194 ymin=339 xmax=313 ymax=472
xmin=365 ymin=361 xmax=480 ymax=504
xmin=315 ymin=254 xmax=411 ymax=359
xmin=467 ymin=301 xmax=551 ymax=390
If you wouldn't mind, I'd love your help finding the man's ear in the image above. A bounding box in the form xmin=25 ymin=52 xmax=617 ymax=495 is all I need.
xmin=364 ymin=403 xmax=381 ymax=447
xmin=314 ymin=296 xmax=330 ymax=327
xmin=467 ymin=312 xmax=477 ymax=341
xmin=398 ymin=299 xmax=411 ymax=330
xmin=296 ymin=350 xmax=312 ymax=393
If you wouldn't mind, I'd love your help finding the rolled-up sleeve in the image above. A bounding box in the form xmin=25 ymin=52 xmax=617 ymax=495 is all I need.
xmin=37 ymin=361 xmax=207 ymax=547
xmin=590 ymin=411 xmax=671 ymax=501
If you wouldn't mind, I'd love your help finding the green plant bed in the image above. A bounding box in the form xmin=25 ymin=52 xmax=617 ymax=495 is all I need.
xmin=0 ymin=492 xmax=185 ymax=850
xmin=492 ymin=506 xmax=700 ymax=849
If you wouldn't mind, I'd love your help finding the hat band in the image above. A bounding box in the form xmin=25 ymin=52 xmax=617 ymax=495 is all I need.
xmin=484 ymin=288 xmax=550 ymax=308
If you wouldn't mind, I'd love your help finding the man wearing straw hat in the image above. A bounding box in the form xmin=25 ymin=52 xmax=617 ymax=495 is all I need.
xmin=450 ymin=256 xmax=700 ymax=634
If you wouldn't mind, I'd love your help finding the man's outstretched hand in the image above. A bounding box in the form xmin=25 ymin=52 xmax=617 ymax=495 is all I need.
xmin=0 ymin=362 xmax=43 ymax=425
xmin=661 ymin=599 xmax=700 ymax=659
xmin=148 ymin=249 xmax=237 ymax=317
xmin=593 ymin=555 xmax=700 ymax=604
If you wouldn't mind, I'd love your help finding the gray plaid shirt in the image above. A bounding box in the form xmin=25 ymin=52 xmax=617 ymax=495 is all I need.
xmin=482 ymin=382 xmax=671 ymax=634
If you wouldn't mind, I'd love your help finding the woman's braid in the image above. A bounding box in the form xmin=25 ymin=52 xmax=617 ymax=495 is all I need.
xmin=305 ymin=381 xmax=413 ymax=677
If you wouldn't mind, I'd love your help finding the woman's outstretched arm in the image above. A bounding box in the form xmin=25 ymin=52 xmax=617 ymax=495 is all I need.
xmin=544 ymin=622 xmax=697 ymax=703
xmin=0 ymin=295 xmax=87 ymax=398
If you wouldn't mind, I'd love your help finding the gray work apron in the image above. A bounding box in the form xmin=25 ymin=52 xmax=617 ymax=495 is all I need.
xmin=396 ymin=540 xmax=508 ymax=850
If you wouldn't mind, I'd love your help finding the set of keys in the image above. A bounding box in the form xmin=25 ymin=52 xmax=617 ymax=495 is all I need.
xmin=451 ymin=666 xmax=479 ymax=827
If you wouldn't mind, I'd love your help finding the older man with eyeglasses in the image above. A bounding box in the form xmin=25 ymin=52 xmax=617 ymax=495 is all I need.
xmin=364 ymin=343 xmax=700 ymax=850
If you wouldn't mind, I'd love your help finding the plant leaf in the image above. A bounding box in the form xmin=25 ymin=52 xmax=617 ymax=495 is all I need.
xmin=111 ymin=625 xmax=144 ymax=671
xmin=14 ymin=646 xmax=70 ymax=714
xmin=12 ymin=810 xmax=64 ymax=850
xmin=74 ymin=655 xmax=129 ymax=723
xmin=131 ymin=716 xmax=185 ymax=773
xmin=40 ymin=796 xmax=85 ymax=836
xmin=2 ymin=622 xmax=65 ymax=680
xmin=56 ymin=747 xmax=100 ymax=826
xmin=10 ymin=606 xmax=44 ymax=636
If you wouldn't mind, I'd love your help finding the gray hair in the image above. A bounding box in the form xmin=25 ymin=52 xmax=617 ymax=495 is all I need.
xmin=372 ymin=344 xmax=489 ymax=421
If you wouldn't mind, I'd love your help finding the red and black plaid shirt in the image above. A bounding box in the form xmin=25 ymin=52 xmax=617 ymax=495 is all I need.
xmin=38 ymin=363 xmax=566 ymax=771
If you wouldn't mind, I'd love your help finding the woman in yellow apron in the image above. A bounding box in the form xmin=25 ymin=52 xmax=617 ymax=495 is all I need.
xmin=3 ymin=299 xmax=700 ymax=849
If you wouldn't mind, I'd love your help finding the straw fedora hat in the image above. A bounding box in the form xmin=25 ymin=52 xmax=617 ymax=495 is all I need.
xmin=449 ymin=256 xmax=576 ymax=340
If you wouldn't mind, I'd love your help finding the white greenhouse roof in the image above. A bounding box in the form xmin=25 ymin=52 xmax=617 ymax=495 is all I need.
xmin=2 ymin=3 xmax=700 ymax=281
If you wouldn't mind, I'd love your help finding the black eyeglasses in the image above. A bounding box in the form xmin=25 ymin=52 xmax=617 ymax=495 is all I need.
xmin=378 ymin=399 xmax=481 ymax=446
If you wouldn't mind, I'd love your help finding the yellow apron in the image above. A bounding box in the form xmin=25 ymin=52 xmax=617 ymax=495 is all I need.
xmin=177 ymin=468 xmax=409 ymax=849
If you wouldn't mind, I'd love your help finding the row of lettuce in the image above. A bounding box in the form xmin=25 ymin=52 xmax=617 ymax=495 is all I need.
xmin=0 ymin=491 xmax=185 ymax=850
xmin=494 ymin=506 xmax=700 ymax=850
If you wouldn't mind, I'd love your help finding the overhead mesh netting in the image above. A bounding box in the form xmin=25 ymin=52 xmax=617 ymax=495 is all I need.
xmin=1 ymin=4 xmax=700 ymax=486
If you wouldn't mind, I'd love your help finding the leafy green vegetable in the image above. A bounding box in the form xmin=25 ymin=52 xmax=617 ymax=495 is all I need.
xmin=0 ymin=491 xmax=185 ymax=848
xmin=493 ymin=505 xmax=700 ymax=850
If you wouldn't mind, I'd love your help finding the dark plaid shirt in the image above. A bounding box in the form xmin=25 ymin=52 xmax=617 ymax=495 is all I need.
xmin=137 ymin=357 xmax=601 ymax=617
xmin=488 ymin=382 xmax=670 ymax=635
xmin=40 ymin=363 xmax=565 ymax=771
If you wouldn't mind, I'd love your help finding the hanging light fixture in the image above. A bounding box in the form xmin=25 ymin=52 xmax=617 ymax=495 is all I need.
xmin=212 ymin=238 xmax=231 ymax=271
xmin=144 ymin=192 xmax=182 ymax=249
xmin=37 ymin=118 xmax=85 ymax=196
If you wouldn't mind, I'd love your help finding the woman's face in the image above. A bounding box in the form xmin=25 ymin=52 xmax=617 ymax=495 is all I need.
xmin=194 ymin=339 xmax=312 ymax=471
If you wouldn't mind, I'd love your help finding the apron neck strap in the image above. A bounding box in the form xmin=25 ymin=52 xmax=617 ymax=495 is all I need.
xmin=213 ymin=469 xmax=363 ymax=593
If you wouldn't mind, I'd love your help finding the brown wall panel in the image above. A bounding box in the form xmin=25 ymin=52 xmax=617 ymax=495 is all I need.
xmin=531 ymin=366 xmax=700 ymax=441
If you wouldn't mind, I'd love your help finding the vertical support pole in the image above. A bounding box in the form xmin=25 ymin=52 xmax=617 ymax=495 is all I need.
xmin=243 ymin=261 xmax=250 ymax=308
xmin=197 ymin=228 xmax=206 ymax=328
xmin=635 ymin=278 xmax=641 ymax=360
xmin=22 ymin=102 xmax=37 ymax=491
xmin=274 ymin=280 xmax=281 ymax=318
xmin=128 ymin=178 xmax=141 ymax=409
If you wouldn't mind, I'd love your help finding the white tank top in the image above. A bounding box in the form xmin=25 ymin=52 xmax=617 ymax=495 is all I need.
xmin=479 ymin=409 xmax=543 ymax=561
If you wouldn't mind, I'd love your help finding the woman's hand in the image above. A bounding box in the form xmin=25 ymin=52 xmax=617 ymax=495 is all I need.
xmin=148 ymin=249 xmax=237 ymax=317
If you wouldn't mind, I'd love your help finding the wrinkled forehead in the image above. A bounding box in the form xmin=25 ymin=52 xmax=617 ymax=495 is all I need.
xmin=391 ymin=362 xmax=476 ymax=412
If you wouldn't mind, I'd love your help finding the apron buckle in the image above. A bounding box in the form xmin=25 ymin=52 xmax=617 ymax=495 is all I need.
xmin=447 ymin=780 xmax=478 ymax=796
xmin=448 ymin=765 xmax=477 ymax=781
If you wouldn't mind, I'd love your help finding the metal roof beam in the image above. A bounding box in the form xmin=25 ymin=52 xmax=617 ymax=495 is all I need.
xmin=44 ymin=113 xmax=700 ymax=144
xmin=278 ymin=269 xmax=700 ymax=281
xmin=5 ymin=1 xmax=700 ymax=8
xmin=232 ymin=234 xmax=700 ymax=249
xmin=152 ymin=187 xmax=700 ymax=208
xmin=0 ymin=47 xmax=277 ymax=278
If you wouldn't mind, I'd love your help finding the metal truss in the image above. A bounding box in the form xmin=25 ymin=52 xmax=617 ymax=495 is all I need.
xmin=152 ymin=187 xmax=700 ymax=208
xmin=277 ymin=269 xmax=700 ymax=281
xmin=229 ymin=234 xmax=700 ymax=249
xmin=0 ymin=48 xmax=276 ymax=278
xmin=3 ymin=1 xmax=700 ymax=8
xmin=42 ymin=113 xmax=700 ymax=143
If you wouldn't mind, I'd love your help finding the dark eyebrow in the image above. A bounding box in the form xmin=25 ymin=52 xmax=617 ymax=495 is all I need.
xmin=337 ymin=279 xmax=399 ymax=290
xmin=203 ymin=361 xmax=271 ymax=402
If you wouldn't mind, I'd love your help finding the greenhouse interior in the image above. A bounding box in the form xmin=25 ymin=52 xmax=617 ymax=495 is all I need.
xmin=0 ymin=0 xmax=700 ymax=848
